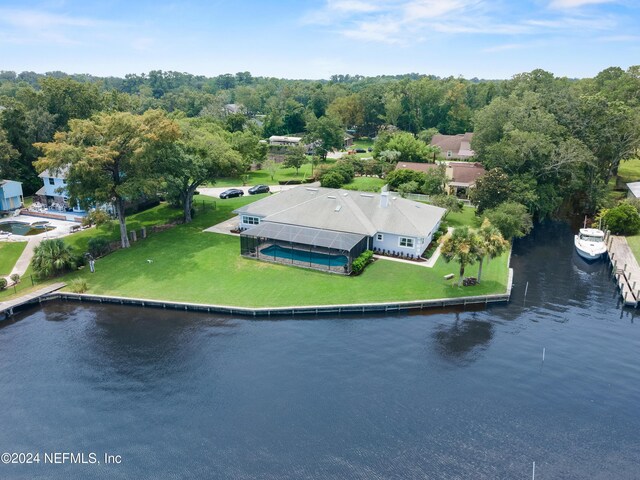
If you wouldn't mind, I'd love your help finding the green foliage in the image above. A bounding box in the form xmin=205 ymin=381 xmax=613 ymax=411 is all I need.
xmin=440 ymin=226 xmax=481 ymax=287
xmin=87 ymin=237 xmax=111 ymax=258
xmin=351 ymin=250 xmax=374 ymax=275
xmin=468 ymin=168 xmax=511 ymax=213
xmin=484 ymin=202 xmax=533 ymax=240
xmin=32 ymin=238 xmax=77 ymax=279
xmin=373 ymin=131 xmax=437 ymax=163
xmin=385 ymin=169 xmax=426 ymax=190
xmin=421 ymin=164 xmax=447 ymax=195
xmin=319 ymin=161 xmax=355 ymax=188
xmin=430 ymin=195 xmax=463 ymax=216
xmin=10 ymin=273 xmax=20 ymax=285
xmin=601 ymin=202 xmax=640 ymax=235
xmin=82 ymin=209 xmax=112 ymax=227
xmin=305 ymin=114 xmax=344 ymax=160
xmin=398 ymin=181 xmax=420 ymax=198
xmin=69 ymin=278 xmax=88 ymax=293
xmin=282 ymin=146 xmax=306 ymax=175
xmin=0 ymin=278 xmax=6 ymax=290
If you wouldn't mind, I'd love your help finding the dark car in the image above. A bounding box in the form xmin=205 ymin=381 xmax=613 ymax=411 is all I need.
xmin=219 ymin=188 xmax=244 ymax=199
xmin=248 ymin=184 xmax=270 ymax=195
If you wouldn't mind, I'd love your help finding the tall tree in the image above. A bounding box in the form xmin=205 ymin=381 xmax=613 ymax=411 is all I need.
xmin=475 ymin=220 xmax=509 ymax=284
xmin=440 ymin=227 xmax=481 ymax=287
xmin=305 ymin=115 xmax=344 ymax=161
xmin=35 ymin=110 xmax=180 ymax=248
xmin=163 ymin=121 xmax=243 ymax=223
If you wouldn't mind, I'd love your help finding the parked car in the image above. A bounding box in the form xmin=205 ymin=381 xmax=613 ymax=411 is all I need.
xmin=219 ymin=188 xmax=244 ymax=199
xmin=248 ymin=184 xmax=270 ymax=195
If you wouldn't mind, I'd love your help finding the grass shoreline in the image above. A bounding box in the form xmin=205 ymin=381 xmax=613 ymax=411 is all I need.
xmin=3 ymin=195 xmax=511 ymax=308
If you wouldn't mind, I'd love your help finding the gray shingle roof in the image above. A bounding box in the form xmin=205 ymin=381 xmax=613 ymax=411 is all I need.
xmin=234 ymin=186 xmax=445 ymax=238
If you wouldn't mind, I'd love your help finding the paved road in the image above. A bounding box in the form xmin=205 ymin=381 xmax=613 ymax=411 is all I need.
xmin=197 ymin=183 xmax=314 ymax=199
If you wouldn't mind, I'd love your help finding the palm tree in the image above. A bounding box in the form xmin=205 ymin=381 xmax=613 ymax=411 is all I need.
xmin=440 ymin=227 xmax=481 ymax=287
xmin=476 ymin=219 xmax=509 ymax=284
xmin=32 ymin=238 xmax=77 ymax=278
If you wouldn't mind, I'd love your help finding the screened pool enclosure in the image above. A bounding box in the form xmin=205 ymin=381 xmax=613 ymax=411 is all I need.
xmin=240 ymin=223 xmax=369 ymax=274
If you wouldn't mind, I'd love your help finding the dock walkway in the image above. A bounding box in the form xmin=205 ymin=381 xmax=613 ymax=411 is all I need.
xmin=606 ymin=234 xmax=640 ymax=306
xmin=0 ymin=283 xmax=66 ymax=319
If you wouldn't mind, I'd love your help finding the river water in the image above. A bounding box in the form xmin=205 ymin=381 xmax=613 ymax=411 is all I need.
xmin=1 ymin=222 xmax=639 ymax=479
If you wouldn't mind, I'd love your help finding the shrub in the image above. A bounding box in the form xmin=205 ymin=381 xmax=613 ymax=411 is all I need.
xmin=9 ymin=273 xmax=20 ymax=285
xmin=484 ymin=202 xmax=533 ymax=240
xmin=32 ymin=238 xmax=77 ymax=279
xmin=69 ymin=278 xmax=88 ymax=293
xmin=602 ymin=202 xmax=640 ymax=235
xmin=351 ymin=250 xmax=374 ymax=275
xmin=87 ymin=237 xmax=111 ymax=258
xmin=82 ymin=209 xmax=112 ymax=227
xmin=398 ymin=181 xmax=420 ymax=197
xmin=0 ymin=278 xmax=7 ymax=290
xmin=320 ymin=171 xmax=346 ymax=189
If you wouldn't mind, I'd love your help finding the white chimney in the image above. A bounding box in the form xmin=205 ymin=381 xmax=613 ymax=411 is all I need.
xmin=380 ymin=191 xmax=389 ymax=208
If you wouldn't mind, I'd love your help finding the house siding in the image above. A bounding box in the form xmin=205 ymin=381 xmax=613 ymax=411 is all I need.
xmin=372 ymin=220 xmax=441 ymax=256
xmin=0 ymin=181 xmax=23 ymax=210
xmin=239 ymin=214 xmax=265 ymax=230
xmin=42 ymin=177 xmax=67 ymax=198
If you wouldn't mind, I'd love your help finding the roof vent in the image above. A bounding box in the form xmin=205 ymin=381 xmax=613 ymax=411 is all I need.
xmin=327 ymin=195 xmax=336 ymax=199
xmin=335 ymin=205 xmax=342 ymax=212
xmin=306 ymin=188 xmax=318 ymax=192
xmin=343 ymin=192 xmax=349 ymax=196
xmin=360 ymin=193 xmax=374 ymax=198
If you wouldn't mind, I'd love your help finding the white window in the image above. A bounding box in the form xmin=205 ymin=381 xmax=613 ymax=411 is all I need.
xmin=399 ymin=237 xmax=414 ymax=248
xmin=242 ymin=216 xmax=260 ymax=225
xmin=376 ymin=233 xmax=383 ymax=241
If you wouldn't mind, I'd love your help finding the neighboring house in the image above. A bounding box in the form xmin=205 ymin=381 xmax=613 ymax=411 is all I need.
xmin=446 ymin=162 xmax=486 ymax=197
xmin=35 ymin=168 xmax=84 ymax=212
xmin=233 ymin=186 xmax=446 ymax=274
xmin=627 ymin=182 xmax=640 ymax=199
xmin=224 ymin=103 xmax=243 ymax=115
xmin=36 ymin=168 xmax=69 ymax=207
xmin=430 ymin=133 xmax=475 ymax=159
xmin=344 ymin=133 xmax=354 ymax=148
xmin=268 ymin=135 xmax=303 ymax=147
xmin=394 ymin=161 xmax=486 ymax=198
xmin=0 ymin=179 xmax=23 ymax=211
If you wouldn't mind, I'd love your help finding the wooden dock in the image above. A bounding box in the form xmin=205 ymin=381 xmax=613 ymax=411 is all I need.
xmin=0 ymin=283 xmax=66 ymax=319
xmin=605 ymin=234 xmax=640 ymax=307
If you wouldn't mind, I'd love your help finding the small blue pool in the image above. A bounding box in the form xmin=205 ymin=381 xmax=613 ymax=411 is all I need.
xmin=260 ymin=245 xmax=348 ymax=267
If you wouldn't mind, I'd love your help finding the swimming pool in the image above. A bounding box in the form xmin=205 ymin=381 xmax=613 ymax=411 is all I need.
xmin=260 ymin=245 xmax=348 ymax=267
xmin=0 ymin=221 xmax=56 ymax=236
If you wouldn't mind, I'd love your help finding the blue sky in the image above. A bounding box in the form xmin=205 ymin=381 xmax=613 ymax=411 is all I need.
xmin=0 ymin=0 xmax=638 ymax=79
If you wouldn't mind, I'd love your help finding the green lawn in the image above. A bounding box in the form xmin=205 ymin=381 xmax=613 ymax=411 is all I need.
xmin=55 ymin=194 xmax=509 ymax=307
xmin=0 ymin=241 xmax=27 ymax=276
xmin=445 ymin=206 xmax=480 ymax=228
xmin=626 ymin=235 xmax=640 ymax=263
xmin=213 ymin=162 xmax=316 ymax=187
xmin=617 ymin=157 xmax=640 ymax=183
xmin=343 ymin=177 xmax=386 ymax=192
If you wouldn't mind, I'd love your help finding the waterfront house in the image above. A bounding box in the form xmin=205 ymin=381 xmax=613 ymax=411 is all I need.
xmin=0 ymin=179 xmax=23 ymax=211
xmin=35 ymin=168 xmax=86 ymax=212
xmin=234 ymin=186 xmax=445 ymax=274
xmin=430 ymin=133 xmax=475 ymax=159
xmin=394 ymin=161 xmax=486 ymax=198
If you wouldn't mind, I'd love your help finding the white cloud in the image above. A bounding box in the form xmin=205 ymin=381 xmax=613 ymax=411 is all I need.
xmin=327 ymin=0 xmax=387 ymax=13
xmin=549 ymin=0 xmax=616 ymax=8
xmin=0 ymin=9 xmax=103 ymax=29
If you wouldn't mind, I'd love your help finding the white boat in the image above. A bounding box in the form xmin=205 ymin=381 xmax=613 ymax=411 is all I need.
xmin=574 ymin=228 xmax=606 ymax=261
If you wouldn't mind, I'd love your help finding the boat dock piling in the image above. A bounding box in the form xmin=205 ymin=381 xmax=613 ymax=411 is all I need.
xmin=605 ymin=231 xmax=640 ymax=307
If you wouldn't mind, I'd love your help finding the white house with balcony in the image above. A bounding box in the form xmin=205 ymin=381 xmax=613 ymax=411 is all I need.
xmin=35 ymin=168 xmax=84 ymax=212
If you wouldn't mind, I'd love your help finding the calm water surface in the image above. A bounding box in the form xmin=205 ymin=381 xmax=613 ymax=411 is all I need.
xmin=1 ymin=222 xmax=639 ymax=479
